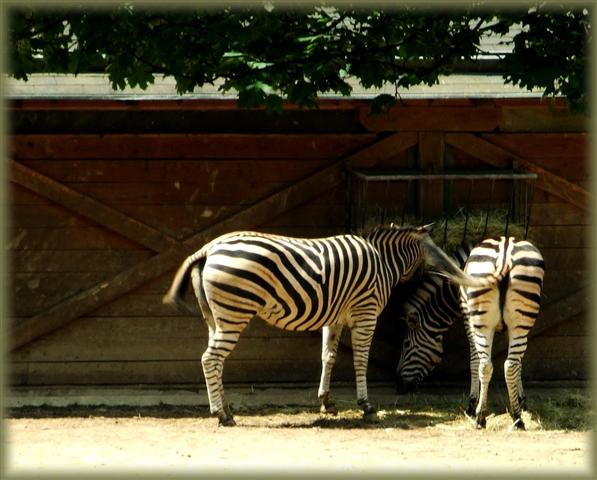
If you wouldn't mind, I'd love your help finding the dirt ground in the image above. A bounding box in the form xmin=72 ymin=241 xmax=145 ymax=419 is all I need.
xmin=4 ymin=385 xmax=593 ymax=476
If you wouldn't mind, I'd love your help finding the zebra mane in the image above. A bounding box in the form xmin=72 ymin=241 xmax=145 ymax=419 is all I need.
xmin=362 ymin=223 xmax=423 ymax=238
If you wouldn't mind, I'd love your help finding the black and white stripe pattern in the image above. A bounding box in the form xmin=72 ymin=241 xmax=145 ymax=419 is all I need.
xmin=396 ymin=245 xmax=470 ymax=389
xmin=396 ymin=237 xmax=544 ymax=430
xmin=163 ymin=225 xmax=485 ymax=425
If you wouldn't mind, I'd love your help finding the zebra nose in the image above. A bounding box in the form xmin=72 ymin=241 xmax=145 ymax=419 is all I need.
xmin=395 ymin=376 xmax=416 ymax=395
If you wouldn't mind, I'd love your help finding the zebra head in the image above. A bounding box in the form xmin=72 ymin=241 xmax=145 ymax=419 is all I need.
xmin=395 ymin=244 xmax=471 ymax=393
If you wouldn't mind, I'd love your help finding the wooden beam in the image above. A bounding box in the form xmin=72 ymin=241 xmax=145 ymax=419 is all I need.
xmin=11 ymin=133 xmax=376 ymax=159
xmin=10 ymin=161 xmax=179 ymax=253
xmin=9 ymin=133 xmax=418 ymax=351
xmin=358 ymin=105 xmax=503 ymax=132
xmin=445 ymin=133 xmax=510 ymax=168
xmin=8 ymin=97 xmax=574 ymax=112
xmin=446 ymin=133 xmax=593 ymax=211
xmin=500 ymin=108 xmax=589 ymax=133
xmin=8 ymin=99 xmax=366 ymax=112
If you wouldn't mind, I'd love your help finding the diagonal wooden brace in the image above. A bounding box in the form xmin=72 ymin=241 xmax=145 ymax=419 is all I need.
xmin=446 ymin=133 xmax=593 ymax=212
xmin=9 ymin=132 xmax=418 ymax=351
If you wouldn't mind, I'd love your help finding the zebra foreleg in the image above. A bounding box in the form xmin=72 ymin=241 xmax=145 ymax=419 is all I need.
xmin=350 ymin=320 xmax=377 ymax=421
xmin=318 ymin=324 xmax=343 ymax=415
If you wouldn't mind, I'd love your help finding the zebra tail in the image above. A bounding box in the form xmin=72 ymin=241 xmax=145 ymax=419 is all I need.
xmin=423 ymin=238 xmax=497 ymax=288
xmin=162 ymin=250 xmax=207 ymax=315
xmin=430 ymin=269 xmax=497 ymax=288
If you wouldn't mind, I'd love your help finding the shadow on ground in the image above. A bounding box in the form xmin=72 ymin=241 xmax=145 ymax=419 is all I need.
xmin=7 ymin=388 xmax=591 ymax=431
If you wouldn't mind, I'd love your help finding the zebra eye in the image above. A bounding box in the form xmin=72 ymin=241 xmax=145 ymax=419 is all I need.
xmin=406 ymin=313 xmax=421 ymax=330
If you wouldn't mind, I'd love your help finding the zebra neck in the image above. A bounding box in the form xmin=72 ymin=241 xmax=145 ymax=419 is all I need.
xmin=376 ymin=251 xmax=400 ymax=290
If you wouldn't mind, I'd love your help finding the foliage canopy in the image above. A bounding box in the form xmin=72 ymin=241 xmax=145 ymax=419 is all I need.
xmin=8 ymin=4 xmax=592 ymax=113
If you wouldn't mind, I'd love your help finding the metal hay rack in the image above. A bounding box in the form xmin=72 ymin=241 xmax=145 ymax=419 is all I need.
xmin=347 ymin=169 xmax=539 ymax=250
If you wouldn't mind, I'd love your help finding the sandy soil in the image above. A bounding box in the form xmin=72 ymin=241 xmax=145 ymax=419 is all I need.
xmin=5 ymin=405 xmax=591 ymax=476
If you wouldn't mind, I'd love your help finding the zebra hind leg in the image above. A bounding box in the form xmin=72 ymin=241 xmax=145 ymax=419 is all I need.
xmin=469 ymin=323 xmax=495 ymax=429
xmin=350 ymin=319 xmax=377 ymax=422
xmin=191 ymin=266 xmax=236 ymax=425
xmin=201 ymin=325 xmax=247 ymax=426
xmin=505 ymin=358 xmax=526 ymax=431
xmin=474 ymin=360 xmax=493 ymax=429
xmin=516 ymin=364 xmax=527 ymax=411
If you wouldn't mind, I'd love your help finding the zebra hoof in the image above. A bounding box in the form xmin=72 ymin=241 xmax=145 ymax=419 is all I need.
xmin=320 ymin=403 xmax=338 ymax=416
xmin=475 ymin=416 xmax=487 ymax=429
xmin=217 ymin=412 xmax=236 ymax=427
xmin=363 ymin=410 xmax=379 ymax=423
xmin=360 ymin=402 xmax=377 ymax=422
xmin=319 ymin=392 xmax=338 ymax=415
xmin=510 ymin=417 xmax=526 ymax=431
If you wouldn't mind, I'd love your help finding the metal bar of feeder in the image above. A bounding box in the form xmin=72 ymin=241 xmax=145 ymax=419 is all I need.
xmin=352 ymin=172 xmax=538 ymax=181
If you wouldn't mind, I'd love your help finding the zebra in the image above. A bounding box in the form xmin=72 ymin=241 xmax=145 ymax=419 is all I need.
xmin=395 ymin=237 xmax=544 ymax=430
xmin=163 ymin=225 xmax=489 ymax=426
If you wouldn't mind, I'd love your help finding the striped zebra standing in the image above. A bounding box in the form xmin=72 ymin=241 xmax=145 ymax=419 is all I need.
xmin=163 ymin=225 xmax=488 ymax=426
xmin=396 ymin=237 xmax=544 ymax=430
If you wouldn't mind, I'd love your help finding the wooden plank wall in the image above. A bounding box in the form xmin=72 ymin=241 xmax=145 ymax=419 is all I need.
xmin=8 ymin=98 xmax=591 ymax=386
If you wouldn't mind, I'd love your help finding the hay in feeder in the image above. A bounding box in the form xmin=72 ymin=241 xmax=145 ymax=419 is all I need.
xmin=430 ymin=208 xmax=531 ymax=252
xmin=358 ymin=207 xmax=535 ymax=255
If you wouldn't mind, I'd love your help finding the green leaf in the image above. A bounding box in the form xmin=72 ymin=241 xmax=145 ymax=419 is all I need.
xmin=369 ymin=94 xmax=397 ymax=115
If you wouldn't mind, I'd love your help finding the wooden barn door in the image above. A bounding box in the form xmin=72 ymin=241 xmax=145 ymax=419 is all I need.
xmin=8 ymin=119 xmax=418 ymax=385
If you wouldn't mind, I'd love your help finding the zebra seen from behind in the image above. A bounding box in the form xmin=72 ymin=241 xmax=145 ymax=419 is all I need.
xmin=163 ymin=225 xmax=490 ymax=426
xmin=396 ymin=237 xmax=545 ymax=430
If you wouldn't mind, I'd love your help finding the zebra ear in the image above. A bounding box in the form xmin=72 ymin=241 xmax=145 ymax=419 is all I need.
xmin=416 ymin=222 xmax=434 ymax=233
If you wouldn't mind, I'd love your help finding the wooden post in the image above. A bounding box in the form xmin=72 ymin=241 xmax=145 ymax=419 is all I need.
xmin=417 ymin=132 xmax=445 ymax=221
